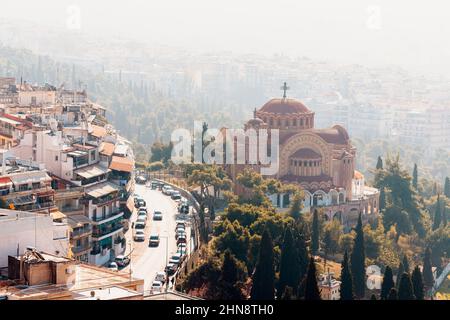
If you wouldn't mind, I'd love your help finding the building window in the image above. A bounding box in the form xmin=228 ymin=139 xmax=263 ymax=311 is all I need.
xmin=55 ymin=155 xmax=58 ymax=161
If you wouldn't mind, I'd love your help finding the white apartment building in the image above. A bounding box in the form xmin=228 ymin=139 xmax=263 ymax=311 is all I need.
xmin=0 ymin=208 xmax=69 ymax=268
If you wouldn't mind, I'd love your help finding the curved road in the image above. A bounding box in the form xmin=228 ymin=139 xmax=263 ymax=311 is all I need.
xmin=123 ymin=183 xmax=192 ymax=292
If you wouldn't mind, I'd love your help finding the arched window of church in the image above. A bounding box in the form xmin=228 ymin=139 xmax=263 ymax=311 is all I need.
xmin=299 ymin=161 xmax=302 ymax=167
xmin=269 ymin=118 xmax=273 ymax=126
xmin=300 ymin=118 xmax=304 ymax=127
xmin=306 ymin=118 xmax=309 ymax=126
xmin=309 ymin=161 xmax=313 ymax=166
xmin=293 ymin=119 xmax=297 ymax=126
xmin=304 ymin=161 xmax=308 ymax=167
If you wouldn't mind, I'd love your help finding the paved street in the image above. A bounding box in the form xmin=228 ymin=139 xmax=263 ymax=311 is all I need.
xmin=122 ymin=183 xmax=192 ymax=293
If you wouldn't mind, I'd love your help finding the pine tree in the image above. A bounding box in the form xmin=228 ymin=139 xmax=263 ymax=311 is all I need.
xmin=387 ymin=288 xmax=398 ymax=300
xmin=412 ymin=163 xmax=418 ymax=190
xmin=339 ymin=250 xmax=353 ymax=300
xmin=396 ymin=262 xmax=405 ymax=289
xmin=277 ymin=228 xmax=299 ymax=299
xmin=380 ymin=266 xmax=395 ymax=300
xmin=311 ymin=209 xmax=320 ymax=255
xmin=411 ymin=266 xmax=424 ymax=300
xmin=376 ymin=156 xmax=383 ymax=170
xmin=402 ymin=255 xmax=410 ymax=274
xmin=379 ymin=187 xmax=386 ymax=212
xmin=304 ymin=257 xmax=321 ymax=300
xmin=350 ymin=213 xmax=366 ymax=299
xmin=423 ymin=247 xmax=434 ymax=291
xmin=250 ymin=229 xmax=275 ymax=300
xmin=433 ymin=194 xmax=442 ymax=230
xmin=398 ymin=273 xmax=415 ymax=300
xmin=444 ymin=177 xmax=450 ymax=198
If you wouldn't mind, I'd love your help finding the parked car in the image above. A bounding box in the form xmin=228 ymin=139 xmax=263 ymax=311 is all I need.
xmin=151 ymin=280 xmax=163 ymax=293
xmin=153 ymin=211 xmax=163 ymax=221
xmin=177 ymin=244 xmax=187 ymax=256
xmin=165 ymin=263 xmax=177 ymax=276
xmin=162 ymin=185 xmax=174 ymax=195
xmin=149 ymin=234 xmax=160 ymax=247
xmin=136 ymin=215 xmax=147 ymax=225
xmin=134 ymin=221 xmax=146 ymax=230
xmin=176 ymin=235 xmax=187 ymax=245
xmin=134 ymin=230 xmax=146 ymax=242
xmin=138 ymin=210 xmax=147 ymax=219
xmin=175 ymin=230 xmax=186 ymax=240
xmin=139 ymin=206 xmax=147 ymax=213
xmin=175 ymin=221 xmax=186 ymax=230
xmin=169 ymin=253 xmax=183 ymax=266
xmin=136 ymin=176 xmax=147 ymax=184
xmin=179 ymin=204 xmax=189 ymax=214
xmin=108 ymin=262 xmax=119 ymax=271
xmin=115 ymin=255 xmax=130 ymax=268
xmin=171 ymin=191 xmax=181 ymax=200
xmin=155 ymin=271 xmax=166 ymax=284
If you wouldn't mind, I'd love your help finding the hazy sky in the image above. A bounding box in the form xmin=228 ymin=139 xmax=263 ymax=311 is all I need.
xmin=2 ymin=0 xmax=450 ymax=74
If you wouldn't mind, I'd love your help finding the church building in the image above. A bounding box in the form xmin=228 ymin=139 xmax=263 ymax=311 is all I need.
xmin=226 ymin=83 xmax=379 ymax=228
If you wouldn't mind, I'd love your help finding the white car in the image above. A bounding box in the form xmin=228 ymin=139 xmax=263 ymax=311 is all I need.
xmin=177 ymin=244 xmax=187 ymax=256
xmin=136 ymin=215 xmax=147 ymax=225
xmin=108 ymin=262 xmax=118 ymax=271
xmin=134 ymin=230 xmax=145 ymax=241
xmin=155 ymin=271 xmax=166 ymax=284
xmin=151 ymin=280 xmax=163 ymax=293
xmin=169 ymin=253 xmax=183 ymax=266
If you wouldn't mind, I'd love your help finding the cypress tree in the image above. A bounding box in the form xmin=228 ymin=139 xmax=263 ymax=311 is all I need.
xmin=350 ymin=213 xmax=366 ymax=299
xmin=402 ymin=255 xmax=410 ymax=274
xmin=295 ymin=228 xmax=309 ymax=279
xmin=250 ymin=229 xmax=275 ymax=300
xmin=396 ymin=262 xmax=404 ymax=289
xmin=376 ymin=156 xmax=383 ymax=170
xmin=411 ymin=266 xmax=424 ymax=300
xmin=379 ymin=187 xmax=386 ymax=212
xmin=387 ymin=288 xmax=398 ymax=300
xmin=340 ymin=250 xmax=353 ymax=300
xmin=370 ymin=294 xmax=377 ymax=300
xmin=281 ymin=286 xmax=295 ymax=300
xmin=311 ymin=209 xmax=320 ymax=255
xmin=423 ymin=247 xmax=434 ymax=291
xmin=218 ymin=250 xmax=244 ymax=300
xmin=304 ymin=257 xmax=321 ymax=300
xmin=412 ymin=163 xmax=418 ymax=190
xmin=443 ymin=205 xmax=447 ymax=227
xmin=444 ymin=177 xmax=450 ymax=198
xmin=297 ymin=275 xmax=306 ymax=299
xmin=277 ymin=228 xmax=299 ymax=299
xmin=432 ymin=194 xmax=442 ymax=230
xmin=380 ymin=266 xmax=395 ymax=300
xmin=398 ymin=273 xmax=414 ymax=300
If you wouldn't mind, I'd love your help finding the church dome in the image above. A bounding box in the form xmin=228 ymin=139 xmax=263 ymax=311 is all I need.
xmin=259 ymin=98 xmax=311 ymax=115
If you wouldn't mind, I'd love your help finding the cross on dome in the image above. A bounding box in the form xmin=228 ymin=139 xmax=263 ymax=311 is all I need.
xmin=280 ymin=82 xmax=290 ymax=98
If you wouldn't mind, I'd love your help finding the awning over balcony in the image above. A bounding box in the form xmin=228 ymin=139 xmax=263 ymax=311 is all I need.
xmin=109 ymin=156 xmax=133 ymax=173
xmin=11 ymin=195 xmax=34 ymax=205
xmin=0 ymin=177 xmax=12 ymax=187
xmin=85 ymin=182 xmax=118 ymax=198
xmin=51 ymin=210 xmax=66 ymax=220
xmin=74 ymin=164 xmax=110 ymax=179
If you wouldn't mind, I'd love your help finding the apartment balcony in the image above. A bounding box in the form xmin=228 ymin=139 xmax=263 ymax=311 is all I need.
xmin=17 ymin=201 xmax=55 ymax=212
xmin=70 ymin=226 xmax=92 ymax=240
xmin=91 ymin=221 xmax=124 ymax=241
xmin=54 ymin=187 xmax=84 ymax=201
xmin=71 ymin=243 xmax=92 ymax=255
xmin=91 ymin=209 xmax=123 ymax=224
